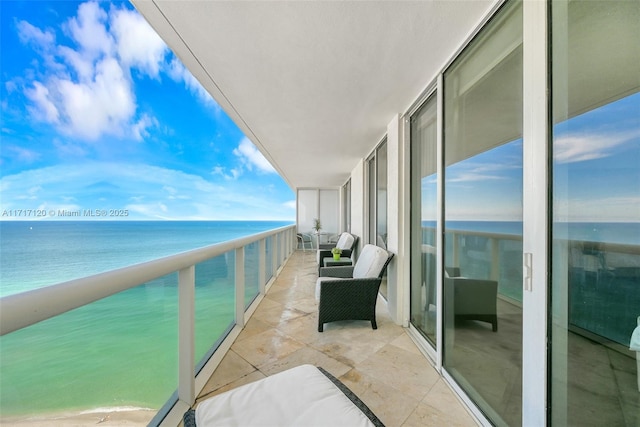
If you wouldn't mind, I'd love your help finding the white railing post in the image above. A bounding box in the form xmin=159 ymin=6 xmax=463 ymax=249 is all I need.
xmin=178 ymin=265 xmax=195 ymax=405
xmin=259 ymin=238 xmax=266 ymax=294
xmin=235 ymin=247 xmax=245 ymax=327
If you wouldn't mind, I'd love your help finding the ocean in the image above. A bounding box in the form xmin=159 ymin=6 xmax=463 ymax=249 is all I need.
xmin=0 ymin=220 xmax=292 ymax=418
xmin=0 ymin=219 xmax=638 ymax=419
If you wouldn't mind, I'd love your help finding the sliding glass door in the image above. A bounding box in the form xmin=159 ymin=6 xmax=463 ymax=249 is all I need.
xmin=410 ymin=93 xmax=438 ymax=347
xmin=550 ymin=1 xmax=640 ymax=425
xmin=443 ymin=1 xmax=523 ymax=425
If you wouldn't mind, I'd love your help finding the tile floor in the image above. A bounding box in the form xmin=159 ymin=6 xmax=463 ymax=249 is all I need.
xmin=195 ymin=250 xmax=478 ymax=426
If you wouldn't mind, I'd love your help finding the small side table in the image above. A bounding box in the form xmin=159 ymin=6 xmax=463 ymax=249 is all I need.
xmin=323 ymin=257 xmax=353 ymax=268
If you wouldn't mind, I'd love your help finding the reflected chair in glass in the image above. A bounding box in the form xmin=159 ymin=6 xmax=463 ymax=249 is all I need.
xmin=315 ymin=244 xmax=393 ymax=332
xmin=445 ymin=267 xmax=498 ymax=332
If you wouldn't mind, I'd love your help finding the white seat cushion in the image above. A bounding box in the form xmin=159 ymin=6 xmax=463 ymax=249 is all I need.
xmin=195 ymin=364 xmax=376 ymax=427
xmin=336 ymin=233 xmax=355 ymax=250
xmin=316 ymin=232 xmax=354 ymax=264
xmin=353 ymin=245 xmax=389 ymax=279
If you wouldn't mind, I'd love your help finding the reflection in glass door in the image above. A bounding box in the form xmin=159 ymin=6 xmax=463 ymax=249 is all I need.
xmin=410 ymin=94 xmax=438 ymax=347
xmin=443 ymin=1 xmax=523 ymax=425
xmin=550 ymin=1 xmax=640 ymax=425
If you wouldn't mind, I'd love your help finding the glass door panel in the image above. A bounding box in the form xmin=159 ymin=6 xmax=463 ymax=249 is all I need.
xmin=550 ymin=1 xmax=640 ymax=425
xmin=443 ymin=1 xmax=523 ymax=425
xmin=410 ymin=94 xmax=438 ymax=346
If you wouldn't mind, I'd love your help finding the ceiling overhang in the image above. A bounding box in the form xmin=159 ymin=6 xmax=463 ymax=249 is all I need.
xmin=131 ymin=0 xmax=496 ymax=189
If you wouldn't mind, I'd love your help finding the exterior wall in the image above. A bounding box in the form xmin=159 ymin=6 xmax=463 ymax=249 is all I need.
xmin=349 ymin=159 xmax=365 ymax=254
xmin=386 ymin=114 xmax=404 ymax=325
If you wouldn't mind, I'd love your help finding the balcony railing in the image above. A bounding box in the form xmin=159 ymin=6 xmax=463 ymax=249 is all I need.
xmin=0 ymin=224 xmax=296 ymax=426
xmin=433 ymin=225 xmax=640 ymax=348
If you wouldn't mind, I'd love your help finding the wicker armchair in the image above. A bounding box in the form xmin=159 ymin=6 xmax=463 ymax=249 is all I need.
xmin=316 ymin=244 xmax=393 ymax=332
xmin=316 ymin=233 xmax=358 ymax=274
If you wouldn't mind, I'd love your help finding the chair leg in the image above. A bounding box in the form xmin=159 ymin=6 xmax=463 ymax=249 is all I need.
xmin=318 ymin=322 xmax=324 ymax=332
xmin=371 ymin=319 xmax=377 ymax=329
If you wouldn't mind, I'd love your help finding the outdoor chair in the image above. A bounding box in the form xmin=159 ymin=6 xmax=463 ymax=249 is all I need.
xmin=316 ymin=244 xmax=393 ymax=332
xmin=316 ymin=232 xmax=358 ymax=273
xmin=444 ymin=267 xmax=498 ymax=331
xmin=296 ymin=233 xmax=313 ymax=251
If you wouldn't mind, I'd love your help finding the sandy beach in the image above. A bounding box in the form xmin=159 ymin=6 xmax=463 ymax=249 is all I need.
xmin=0 ymin=408 xmax=156 ymax=426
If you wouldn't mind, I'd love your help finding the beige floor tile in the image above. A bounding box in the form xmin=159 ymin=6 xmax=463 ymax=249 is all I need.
xmin=356 ymin=343 xmax=440 ymax=401
xmin=252 ymin=300 xmax=307 ymax=327
xmin=231 ymin=328 xmax=305 ymax=368
xmin=235 ymin=317 xmax=273 ymax=342
xmin=390 ymin=332 xmax=425 ymax=356
xmin=258 ymin=346 xmax=352 ymax=379
xmin=197 ymin=350 xmax=256 ymax=398
xmin=402 ymin=400 xmax=476 ymax=427
xmin=196 ymin=370 xmax=267 ymax=404
xmin=340 ymin=368 xmax=420 ymax=427
xmin=422 ymin=379 xmax=476 ymax=421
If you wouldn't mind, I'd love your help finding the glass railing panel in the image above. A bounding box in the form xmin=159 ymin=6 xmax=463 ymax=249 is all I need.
xmin=0 ymin=274 xmax=178 ymax=423
xmin=265 ymin=236 xmax=274 ymax=282
xmin=195 ymin=252 xmax=235 ymax=367
xmin=565 ymin=240 xmax=640 ymax=346
xmin=497 ymin=237 xmax=523 ymax=302
xmin=244 ymin=242 xmax=260 ymax=308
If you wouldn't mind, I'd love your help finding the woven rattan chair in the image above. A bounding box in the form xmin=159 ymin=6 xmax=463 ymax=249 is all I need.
xmin=316 ymin=233 xmax=358 ymax=273
xmin=315 ymin=244 xmax=393 ymax=332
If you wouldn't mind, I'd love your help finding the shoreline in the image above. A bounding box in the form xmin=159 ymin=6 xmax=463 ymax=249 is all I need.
xmin=0 ymin=407 xmax=156 ymax=426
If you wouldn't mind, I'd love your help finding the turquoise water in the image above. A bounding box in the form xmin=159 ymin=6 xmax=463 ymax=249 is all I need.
xmin=0 ymin=220 xmax=291 ymax=417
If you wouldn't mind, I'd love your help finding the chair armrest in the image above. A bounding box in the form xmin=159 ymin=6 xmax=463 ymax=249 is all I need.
xmin=319 ymin=266 xmax=354 ymax=278
xmin=318 ymin=243 xmax=335 ymax=250
xmin=318 ymin=278 xmax=382 ymax=301
xmin=318 ymin=249 xmax=333 ymax=261
xmin=340 ymin=249 xmax=353 ymax=258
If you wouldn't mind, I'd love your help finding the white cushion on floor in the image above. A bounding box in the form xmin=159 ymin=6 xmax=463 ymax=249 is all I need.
xmin=195 ymin=364 xmax=376 ymax=427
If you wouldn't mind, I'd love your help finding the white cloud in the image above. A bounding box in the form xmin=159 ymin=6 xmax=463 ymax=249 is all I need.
xmin=283 ymin=200 xmax=296 ymax=210
xmin=233 ymin=137 xmax=277 ymax=174
xmin=17 ymin=20 xmax=55 ymax=49
xmin=131 ymin=113 xmax=157 ymax=141
xmin=14 ymin=2 xmax=221 ymax=144
xmin=554 ymin=130 xmax=639 ymax=164
xmin=55 ymin=57 xmax=136 ymax=140
xmin=65 ymin=1 xmax=113 ymax=58
xmin=446 ymin=164 xmax=509 ymax=183
xmin=0 ymin=162 xmax=293 ymax=220
xmin=167 ymin=58 xmax=217 ymax=107
xmin=25 ymin=81 xmax=59 ymax=123
xmin=2 ymin=145 xmax=41 ymax=163
xmin=110 ymin=7 xmax=167 ymax=78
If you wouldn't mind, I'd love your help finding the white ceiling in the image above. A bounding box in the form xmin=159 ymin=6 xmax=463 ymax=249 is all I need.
xmin=131 ymin=0 xmax=496 ymax=190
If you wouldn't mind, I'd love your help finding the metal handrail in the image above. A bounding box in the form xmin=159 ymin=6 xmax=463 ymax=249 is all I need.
xmin=0 ymin=224 xmax=295 ymax=336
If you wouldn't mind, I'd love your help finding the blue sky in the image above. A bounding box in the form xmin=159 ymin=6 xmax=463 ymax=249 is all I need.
xmin=426 ymin=92 xmax=639 ymax=223
xmin=0 ymin=0 xmax=295 ymax=221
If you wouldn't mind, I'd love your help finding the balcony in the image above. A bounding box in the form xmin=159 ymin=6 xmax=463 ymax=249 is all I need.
xmin=0 ymin=226 xmax=475 ymax=426
xmin=194 ymin=249 xmax=476 ymax=426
